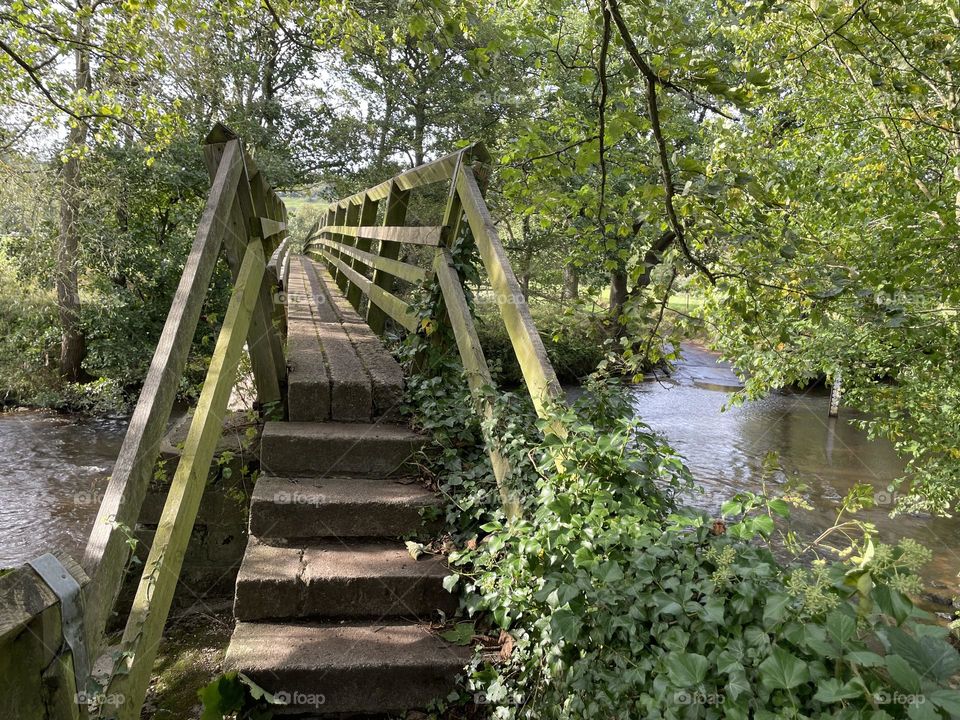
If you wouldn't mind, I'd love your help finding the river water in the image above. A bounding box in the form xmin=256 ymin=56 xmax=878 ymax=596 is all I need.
xmin=1 ymin=348 xmax=957 ymax=601
xmin=0 ymin=411 xmax=127 ymax=567
xmin=631 ymin=345 xmax=960 ymax=599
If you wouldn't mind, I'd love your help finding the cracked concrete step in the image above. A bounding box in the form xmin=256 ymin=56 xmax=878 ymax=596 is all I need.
xmin=260 ymin=421 xmax=424 ymax=477
xmin=249 ymin=475 xmax=440 ymax=540
xmin=234 ymin=538 xmax=456 ymax=621
xmin=225 ymin=621 xmax=470 ymax=714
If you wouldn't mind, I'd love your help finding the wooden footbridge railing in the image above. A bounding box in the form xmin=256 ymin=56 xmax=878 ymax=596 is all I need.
xmin=0 ymin=129 xmax=564 ymax=719
xmin=1 ymin=123 xmax=289 ymax=720
xmin=302 ymin=142 xmax=565 ymax=514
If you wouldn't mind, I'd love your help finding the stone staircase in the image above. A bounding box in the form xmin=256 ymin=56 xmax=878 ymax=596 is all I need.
xmin=224 ymin=256 xmax=469 ymax=715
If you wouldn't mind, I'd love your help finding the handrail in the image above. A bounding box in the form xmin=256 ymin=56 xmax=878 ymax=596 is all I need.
xmin=303 ymin=142 xmax=563 ymax=516
xmin=74 ymin=123 xmax=288 ymax=719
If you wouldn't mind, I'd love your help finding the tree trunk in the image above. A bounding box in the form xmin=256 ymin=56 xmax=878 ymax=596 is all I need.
xmin=413 ymin=104 xmax=426 ymax=166
xmin=519 ymin=216 xmax=532 ymax=300
xmin=57 ymin=5 xmax=91 ymax=382
xmin=609 ymin=268 xmax=629 ymax=329
xmin=561 ymin=264 xmax=579 ymax=301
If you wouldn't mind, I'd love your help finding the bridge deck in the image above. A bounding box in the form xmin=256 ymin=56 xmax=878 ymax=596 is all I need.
xmin=285 ymin=254 xmax=404 ymax=422
xmin=223 ymin=254 xmax=468 ymax=714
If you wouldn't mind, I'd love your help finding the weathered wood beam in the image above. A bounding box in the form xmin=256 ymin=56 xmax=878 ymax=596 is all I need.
xmin=310 ymin=237 xmax=427 ymax=284
xmin=347 ymin=196 xmax=380 ymax=309
xmin=81 ymin=138 xmax=243 ymax=661
xmin=319 ymin=224 xmax=444 ymax=247
xmin=316 ymin=249 xmax=418 ymax=332
xmin=367 ymin=182 xmax=409 ymax=335
xmin=434 ymin=248 xmax=518 ymax=517
xmin=105 ymin=240 xmax=266 ymax=720
xmin=456 ymin=164 xmax=564 ymax=419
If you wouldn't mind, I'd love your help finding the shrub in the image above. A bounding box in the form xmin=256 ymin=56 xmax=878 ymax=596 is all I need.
xmin=405 ymin=351 xmax=960 ymax=719
xmin=474 ymin=300 xmax=608 ymax=385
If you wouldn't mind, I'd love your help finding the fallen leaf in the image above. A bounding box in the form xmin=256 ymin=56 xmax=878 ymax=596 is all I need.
xmin=499 ymin=630 xmax=514 ymax=661
xmin=405 ymin=541 xmax=425 ymax=560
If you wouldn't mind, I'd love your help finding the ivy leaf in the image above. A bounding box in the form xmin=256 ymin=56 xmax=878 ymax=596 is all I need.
xmin=441 ymin=622 xmax=475 ymax=646
xmin=758 ymin=646 xmax=809 ymax=690
xmin=885 ymin=654 xmax=921 ymax=693
xmin=550 ymin=607 xmax=582 ymax=642
xmin=825 ymin=610 xmax=856 ymax=645
xmin=665 ymin=652 xmax=709 ymax=687
xmin=813 ymin=678 xmax=861 ymax=703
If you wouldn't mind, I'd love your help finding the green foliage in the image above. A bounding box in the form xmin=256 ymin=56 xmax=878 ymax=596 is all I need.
xmin=197 ymin=671 xmax=282 ymax=720
xmin=403 ymin=290 xmax=960 ymax=718
xmin=474 ymin=300 xmax=608 ymax=385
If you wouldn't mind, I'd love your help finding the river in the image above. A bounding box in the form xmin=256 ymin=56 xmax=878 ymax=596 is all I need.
xmin=630 ymin=344 xmax=959 ymax=599
xmin=1 ymin=348 xmax=957 ymax=603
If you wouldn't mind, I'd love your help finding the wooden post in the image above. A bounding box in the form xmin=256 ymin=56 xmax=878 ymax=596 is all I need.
xmin=367 ymin=182 xmax=409 ymax=335
xmin=81 ymin=138 xmax=243 ymax=662
xmin=330 ymin=204 xmax=347 ymax=286
xmin=336 ymin=201 xmax=361 ymax=296
xmin=455 ymin=163 xmax=564 ymax=421
xmin=829 ymin=370 xmax=842 ymax=418
xmin=347 ymin=195 xmax=380 ymax=310
xmin=434 ymin=248 xmax=519 ymax=517
xmin=105 ymin=241 xmax=267 ymax=720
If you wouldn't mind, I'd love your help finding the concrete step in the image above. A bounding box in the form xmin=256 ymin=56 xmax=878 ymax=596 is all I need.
xmin=224 ymin=621 xmax=471 ymax=714
xmin=249 ymin=475 xmax=440 ymax=540
xmin=234 ymin=538 xmax=456 ymax=621
xmin=260 ymin=421 xmax=424 ymax=477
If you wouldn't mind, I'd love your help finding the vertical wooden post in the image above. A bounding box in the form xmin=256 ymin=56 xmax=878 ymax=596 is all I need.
xmin=347 ymin=195 xmax=379 ymax=310
xmin=829 ymin=370 xmax=842 ymax=418
xmin=335 ymin=201 xmax=361 ymax=296
xmin=330 ymin=204 xmax=347 ymax=286
xmin=203 ymin=142 xmax=283 ymax=408
xmin=367 ymin=182 xmax=409 ymax=335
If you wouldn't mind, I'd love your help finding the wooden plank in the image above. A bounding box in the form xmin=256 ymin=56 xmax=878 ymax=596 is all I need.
xmin=367 ymin=183 xmax=409 ymax=335
xmin=347 ymin=196 xmax=379 ymax=309
xmin=0 ymin=552 xmax=89 ymax=646
xmin=81 ymin=138 xmax=243 ymax=659
xmin=234 ymin=154 xmax=286 ymax=392
xmin=311 ymin=237 xmax=427 ymax=283
xmin=317 ymin=249 xmax=418 ymax=331
xmin=259 ymin=217 xmax=286 ymax=240
xmin=456 ymin=165 xmax=564 ymax=419
xmin=319 ymin=224 xmax=444 ymax=246
xmin=333 ymin=146 xmax=472 ymax=208
xmin=434 ymin=248 xmax=518 ymax=517
xmin=330 ymin=205 xmax=347 ymax=289
xmin=106 ymin=240 xmax=267 ymax=720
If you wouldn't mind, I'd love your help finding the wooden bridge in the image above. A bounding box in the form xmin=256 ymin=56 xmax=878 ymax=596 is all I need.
xmin=0 ymin=123 xmax=564 ymax=718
